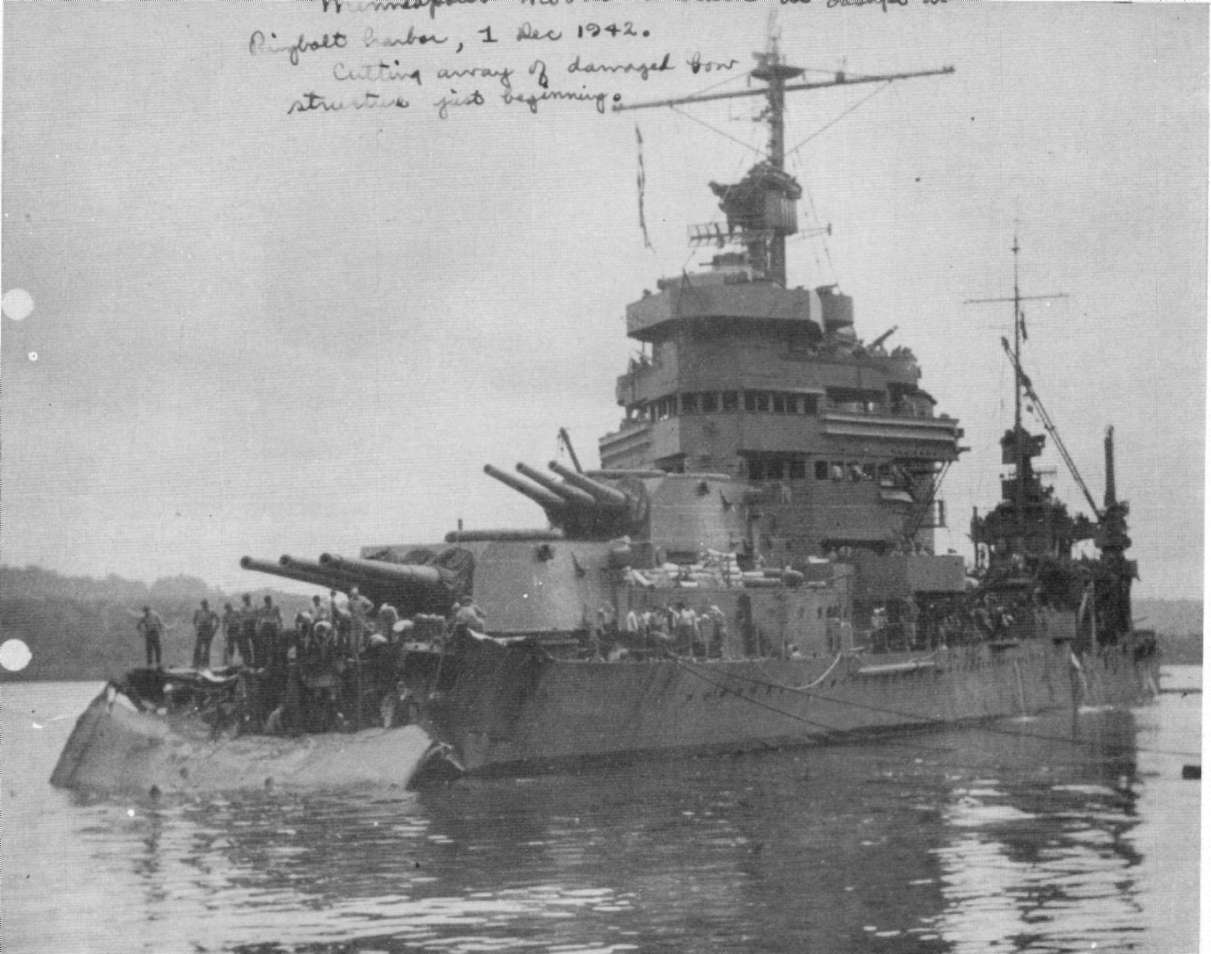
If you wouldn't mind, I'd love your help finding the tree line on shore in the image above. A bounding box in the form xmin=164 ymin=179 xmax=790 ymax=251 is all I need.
xmin=0 ymin=565 xmax=312 ymax=681
xmin=0 ymin=565 xmax=1202 ymax=680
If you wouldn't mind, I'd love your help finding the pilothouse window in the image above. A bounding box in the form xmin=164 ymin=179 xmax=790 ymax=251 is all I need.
xmin=744 ymin=453 xmax=807 ymax=482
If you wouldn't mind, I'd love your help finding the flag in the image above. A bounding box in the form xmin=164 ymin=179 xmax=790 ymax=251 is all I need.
xmin=636 ymin=125 xmax=653 ymax=250
xmin=1018 ymin=308 xmax=1028 ymax=341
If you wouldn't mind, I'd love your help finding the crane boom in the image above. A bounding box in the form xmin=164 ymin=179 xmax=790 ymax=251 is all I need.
xmin=999 ymin=338 xmax=1102 ymax=518
xmin=614 ymin=67 xmax=956 ymax=116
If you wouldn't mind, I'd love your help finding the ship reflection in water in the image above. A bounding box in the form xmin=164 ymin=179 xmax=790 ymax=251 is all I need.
xmin=7 ymin=675 xmax=1198 ymax=954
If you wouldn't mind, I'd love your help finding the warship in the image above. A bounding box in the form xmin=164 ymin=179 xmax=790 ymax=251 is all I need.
xmin=52 ymin=46 xmax=1159 ymax=794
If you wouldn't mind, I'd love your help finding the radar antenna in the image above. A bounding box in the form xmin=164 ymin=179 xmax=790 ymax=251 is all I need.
xmin=615 ymin=52 xmax=953 ymax=286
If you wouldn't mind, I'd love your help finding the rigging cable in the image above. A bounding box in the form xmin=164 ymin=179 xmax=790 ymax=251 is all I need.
xmin=672 ymin=657 xmax=955 ymax=754
xmin=668 ymin=103 xmax=765 ymax=159
xmin=798 ymin=176 xmax=839 ymax=288
xmin=663 ymin=68 xmax=762 ymax=156
xmin=784 ymin=80 xmax=894 ymax=159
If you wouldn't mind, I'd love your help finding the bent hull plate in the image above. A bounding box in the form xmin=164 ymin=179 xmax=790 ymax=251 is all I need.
xmin=50 ymin=685 xmax=441 ymax=795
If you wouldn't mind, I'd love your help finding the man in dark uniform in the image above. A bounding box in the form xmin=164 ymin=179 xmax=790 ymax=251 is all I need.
xmin=238 ymin=593 xmax=258 ymax=666
xmin=192 ymin=599 xmax=220 ymax=669
xmin=221 ymin=601 xmax=241 ymax=665
xmin=347 ymin=586 xmax=374 ymax=653
xmin=137 ymin=606 xmax=165 ymax=668
xmin=257 ymin=594 xmax=283 ymax=668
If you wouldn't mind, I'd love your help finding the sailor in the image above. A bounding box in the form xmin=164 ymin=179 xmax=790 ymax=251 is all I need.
xmin=705 ymin=604 xmax=728 ymax=658
xmin=136 ymin=605 xmax=165 ymax=668
xmin=192 ymin=599 xmax=220 ymax=670
xmin=331 ymin=590 xmax=352 ymax=653
xmin=623 ymin=607 xmax=640 ymax=637
xmin=903 ymin=596 xmax=920 ymax=649
xmin=598 ymin=602 xmax=617 ymax=637
xmin=311 ymin=593 xmax=330 ymax=624
xmin=674 ymin=602 xmax=699 ymax=655
xmin=378 ymin=603 xmax=400 ymax=643
xmin=972 ymin=597 xmax=994 ymax=640
xmin=257 ymin=595 xmax=283 ymax=667
xmin=238 ymin=593 xmax=258 ymax=666
xmin=295 ymin=610 xmax=314 ymax=644
xmin=664 ymin=604 xmax=678 ymax=636
xmin=347 ymin=586 xmax=374 ymax=651
xmin=221 ymin=601 xmax=240 ymax=665
xmin=871 ymin=605 xmax=888 ymax=652
xmin=453 ymin=594 xmax=487 ymax=634
xmin=311 ymin=618 xmax=335 ymax=663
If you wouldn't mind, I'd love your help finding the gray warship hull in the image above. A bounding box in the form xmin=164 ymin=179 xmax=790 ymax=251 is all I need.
xmin=51 ymin=635 xmax=1157 ymax=794
xmin=424 ymin=637 xmax=1157 ymax=776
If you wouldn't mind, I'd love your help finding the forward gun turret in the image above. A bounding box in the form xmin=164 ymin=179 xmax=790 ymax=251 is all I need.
xmin=318 ymin=552 xmax=452 ymax=592
xmin=240 ymin=555 xmax=340 ymax=591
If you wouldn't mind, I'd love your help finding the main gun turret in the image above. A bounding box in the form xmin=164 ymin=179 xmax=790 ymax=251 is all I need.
xmin=483 ymin=460 xmax=643 ymax=538
xmin=239 ymin=551 xmax=457 ymax=614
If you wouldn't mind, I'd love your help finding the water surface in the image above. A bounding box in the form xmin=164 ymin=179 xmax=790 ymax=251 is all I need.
xmin=2 ymin=669 xmax=1200 ymax=953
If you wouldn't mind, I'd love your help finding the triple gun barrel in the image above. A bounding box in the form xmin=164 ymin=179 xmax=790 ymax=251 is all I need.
xmin=239 ymin=553 xmax=453 ymax=606
xmin=482 ymin=460 xmax=636 ymax=533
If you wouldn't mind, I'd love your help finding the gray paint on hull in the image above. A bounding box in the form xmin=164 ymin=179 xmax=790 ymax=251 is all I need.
xmin=48 ymin=642 xmax=1157 ymax=793
xmin=436 ymin=641 xmax=1157 ymax=772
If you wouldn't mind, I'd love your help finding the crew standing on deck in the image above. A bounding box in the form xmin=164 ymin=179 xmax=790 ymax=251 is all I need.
xmin=453 ymin=594 xmax=487 ymax=634
xmin=378 ymin=603 xmax=400 ymax=644
xmin=192 ymin=599 xmax=220 ymax=670
xmin=705 ymin=604 xmax=728 ymax=658
xmin=238 ymin=593 xmax=258 ymax=666
xmin=137 ymin=606 xmax=165 ymax=668
xmin=674 ymin=602 xmax=699 ymax=656
xmin=221 ymin=601 xmax=241 ymax=665
xmin=348 ymin=586 xmax=374 ymax=652
xmin=257 ymin=595 xmax=283 ymax=666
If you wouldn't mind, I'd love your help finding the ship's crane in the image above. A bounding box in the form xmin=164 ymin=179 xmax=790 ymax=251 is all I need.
xmin=557 ymin=427 xmax=584 ymax=475
xmin=998 ymin=337 xmax=1102 ymax=520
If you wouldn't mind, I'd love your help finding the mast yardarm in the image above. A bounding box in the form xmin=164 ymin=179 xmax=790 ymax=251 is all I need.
xmin=616 ymin=56 xmax=954 ymax=286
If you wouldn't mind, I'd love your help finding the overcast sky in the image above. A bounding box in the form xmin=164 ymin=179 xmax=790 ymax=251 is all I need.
xmin=2 ymin=1 xmax=1205 ymax=600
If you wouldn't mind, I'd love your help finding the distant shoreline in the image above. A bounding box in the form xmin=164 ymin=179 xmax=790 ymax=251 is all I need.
xmin=0 ymin=565 xmax=1201 ymax=680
